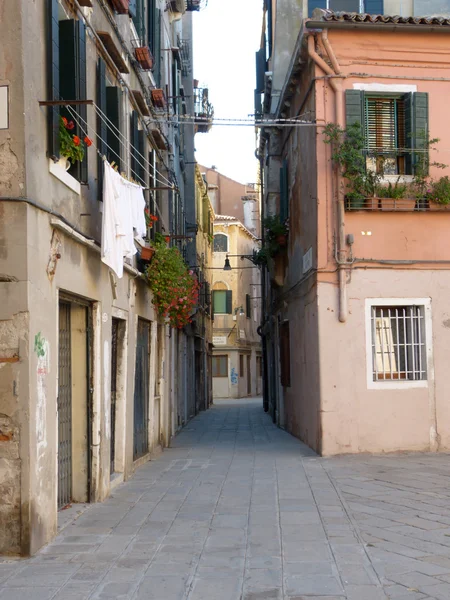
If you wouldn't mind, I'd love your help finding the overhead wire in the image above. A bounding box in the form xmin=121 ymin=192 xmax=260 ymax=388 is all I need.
xmin=65 ymin=105 xmax=170 ymax=231
xmin=93 ymin=103 xmax=173 ymax=187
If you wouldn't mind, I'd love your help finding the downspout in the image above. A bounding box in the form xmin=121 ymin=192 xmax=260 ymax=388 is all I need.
xmin=307 ymin=33 xmax=348 ymax=323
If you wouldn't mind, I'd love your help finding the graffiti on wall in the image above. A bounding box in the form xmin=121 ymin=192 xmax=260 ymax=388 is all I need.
xmin=35 ymin=332 xmax=50 ymax=455
xmin=230 ymin=367 xmax=238 ymax=385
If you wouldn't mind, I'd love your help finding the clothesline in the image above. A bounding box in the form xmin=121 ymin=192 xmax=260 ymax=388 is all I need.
xmin=66 ymin=105 xmax=169 ymax=232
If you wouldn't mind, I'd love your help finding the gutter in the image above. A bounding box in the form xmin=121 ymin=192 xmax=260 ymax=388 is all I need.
xmin=306 ymin=20 xmax=450 ymax=33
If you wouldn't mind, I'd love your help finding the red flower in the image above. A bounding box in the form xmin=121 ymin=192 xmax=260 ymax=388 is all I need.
xmin=67 ymin=121 xmax=75 ymax=130
xmin=62 ymin=117 xmax=68 ymax=127
xmin=84 ymin=136 xmax=92 ymax=147
xmin=151 ymin=215 xmax=158 ymax=222
xmin=73 ymin=135 xmax=81 ymax=146
xmin=165 ymin=236 xmax=170 ymax=243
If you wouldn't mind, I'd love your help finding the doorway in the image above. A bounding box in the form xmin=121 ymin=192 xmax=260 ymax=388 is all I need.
xmin=134 ymin=319 xmax=150 ymax=460
xmin=247 ymin=354 xmax=251 ymax=396
xmin=58 ymin=297 xmax=92 ymax=509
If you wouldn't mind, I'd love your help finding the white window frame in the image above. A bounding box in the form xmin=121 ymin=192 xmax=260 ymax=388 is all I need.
xmin=365 ymin=298 xmax=433 ymax=390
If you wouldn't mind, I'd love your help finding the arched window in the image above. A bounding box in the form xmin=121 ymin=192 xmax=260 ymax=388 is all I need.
xmin=214 ymin=233 xmax=228 ymax=253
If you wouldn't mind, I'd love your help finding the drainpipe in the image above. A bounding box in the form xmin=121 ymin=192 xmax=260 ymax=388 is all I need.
xmin=307 ymin=34 xmax=348 ymax=323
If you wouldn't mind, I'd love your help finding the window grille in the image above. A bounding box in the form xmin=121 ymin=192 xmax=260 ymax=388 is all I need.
xmin=371 ymin=305 xmax=427 ymax=381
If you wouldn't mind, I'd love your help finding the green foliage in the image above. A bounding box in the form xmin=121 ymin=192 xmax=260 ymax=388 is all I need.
xmin=59 ymin=116 xmax=85 ymax=163
xmin=323 ymin=122 xmax=374 ymax=207
xmin=145 ymin=233 xmax=200 ymax=329
xmin=263 ymin=215 xmax=288 ymax=238
xmin=255 ymin=215 xmax=289 ymax=267
xmin=413 ymin=134 xmax=447 ymax=198
xmin=375 ymin=179 xmax=408 ymax=199
xmin=428 ymin=176 xmax=450 ymax=205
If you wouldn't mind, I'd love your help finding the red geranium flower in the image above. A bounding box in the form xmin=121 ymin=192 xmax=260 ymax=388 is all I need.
xmin=73 ymin=135 xmax=81 ymax=146
xmin=84 ymin=136 xmax=92 ymax=147
xmin=67 ymin=121 xmax=75 ymax=130
xmin=165 ymin=236 xmax=170 ymax=243
xmin=62 ymin=117 xmax=68 ymax=127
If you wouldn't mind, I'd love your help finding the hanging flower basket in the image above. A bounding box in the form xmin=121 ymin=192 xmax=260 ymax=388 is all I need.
xmin=134 ymin=46 xmax=153 ymax=71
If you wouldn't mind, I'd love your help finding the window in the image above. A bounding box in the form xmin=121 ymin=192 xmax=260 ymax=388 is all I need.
xmin=239 ymin=354 xmax=244 ymax=377
xmin=346 ymin=90 xmax=429 ymax=176
xmin=214 ymin=234 xmax=228 ymax=253
xmin=366 ymin=299 xmax=431 ymax=389
xmin=213 ymin=355 xmax=228 ymax=377
xmin=371 ymin=305 xmax=426 ymax=382
xmin=308 ymin=0 xmax=377 ymax=16
xmin=280 ymin=322 xmax=291 ymax=387
xmin=246 ymin=294 xmax=251 ymax=319
xmin=47 ymin=2 xmax=88 ymax=183
xmin=213 ymin=290 xmax=232 ymax=314
xmin=385 ymin=0 xmax=450 ymax=17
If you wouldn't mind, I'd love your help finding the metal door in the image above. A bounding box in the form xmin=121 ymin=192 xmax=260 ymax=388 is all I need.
xmin=110 ymin=318 xmax=119 ymax=474
xmin=134 ymin=319 xmax=150 ymax=459
xmin=58 ymin=302 xmax=72 ymax=509
xmin=247 ymin=355 xmax=251 ymax=395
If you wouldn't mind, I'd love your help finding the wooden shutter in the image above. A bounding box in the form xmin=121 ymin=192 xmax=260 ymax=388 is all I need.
xmin=138 ymin=130 xmax=145 ymax=185
xmin=364 ymin=0 xmax=383 ymax=13
xmin=148 ymin=0 xmax=157 ymax=54
xmin=365 ymin=97 xmax=396 ymax=153
xmin=225 ymin=290 xmax=232 ymax=315
xmin=308 ymin=0 xmax=327 ymax=17
xmin=255 ymin=48 xmax=266 ymax=94
xmin=77 ymin=20 xmax=88 ymax=183
xmin=345 ymin=90 xmax=365 ymax=128
xmin=279 ymin=159 xmax=289 ymax=222
xmin=106 ymin=87 xmax=121 ymax=169
xmin=97 ymin=58 xmax=107 ymax=200
xmin=404 ymin=92 xmax=429 ymax=175
xmin=266 ymin=0 xmax=273 ymax=59
xmin=130 ymin=111 xmax=139 ymax=180
xmin=153 ymin=8 xmax=161 ymax=87
xmin=47 ymin=0 xmax=60 ymax=160
xmin=246 ymin=294 xmax=251 ymax=319
xmin=280 ymin=322 xmax=291 ymax=388
xmin=239 ymin=355 xmax=244 ymax=377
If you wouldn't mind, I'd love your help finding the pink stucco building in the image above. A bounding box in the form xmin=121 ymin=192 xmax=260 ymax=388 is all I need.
xmin=259 ymin=8 xmax=450 ymax=455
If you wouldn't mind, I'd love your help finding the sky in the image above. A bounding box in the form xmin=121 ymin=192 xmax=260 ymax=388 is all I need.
xmin=192 ymin=0 xmax=263 ymax=185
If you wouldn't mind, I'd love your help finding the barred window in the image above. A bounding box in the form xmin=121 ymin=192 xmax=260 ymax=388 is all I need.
xmin=371 ymin=305 xmax=427 ymax=382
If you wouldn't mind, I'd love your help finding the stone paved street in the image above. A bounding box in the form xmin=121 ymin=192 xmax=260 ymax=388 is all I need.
xmin=1 ymin=398 xmax=450 ymax=599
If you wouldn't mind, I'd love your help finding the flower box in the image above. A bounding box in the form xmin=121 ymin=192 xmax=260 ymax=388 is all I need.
xmin=134 ymin=46 xmax=153 ymax=71
xmin=379 ymin=197 xmax=416 ymax=212
xmin=109 ymin=0 xmax=129 ymax=13
xmin=429 ymin=202 xmax=450 ymax=211
xmin=140 ymin=246 xmax=155 ymax=262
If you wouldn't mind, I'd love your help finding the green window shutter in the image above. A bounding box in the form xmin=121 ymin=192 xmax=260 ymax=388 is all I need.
xmin=255 ymin=48 xmax=266 ymax=93
xmin=364 ymin=0 xmax=383 ymax=13
xmin=213 ymin=291 xmax=226 ymax=314
xmin=97 ymin=58 xmax=107 ymax=200
xmin=345 ymin=89 xmax=365 ymax=128
xmin=130 ymin=111 xmax=139 ymax=180
xmin=153 ymin=8 xmax=161 ymax=87
xmin=226 ymin=290 xmax=233 ymax=315
xmin=308 ymin=0 xmax=327 ymax=17
xmin=246 ymin=294 xmax=251 ymax=319
xmin=47 ymin=0 xmax=60 ymax=160
xmin=77 ymin=20 xmax=88 ymax=183
xmin=404 ymin=92 xmax=429 ymax=176
xmin=138 ymin=130 xmax=145 ymax=185
xmin=148 ymin=0 xmax=156 ymax=55
xmin=279 ymin=159 xmax=289 ymax=222
xmin=106 ymin=87 xmax=121 ymax=170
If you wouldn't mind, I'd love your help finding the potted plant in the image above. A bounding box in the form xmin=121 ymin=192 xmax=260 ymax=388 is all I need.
xmin=427 ymin=176 xmax=450 ymax=210
xmin=59 ymin=116 xmax=91 ymax=169
xmin=264 ymin=215 xmax=288 ymax=247
xmin=145 ymin=233 xmax=200 ymax=329
xmin=323 ymin=122 xmax=376 ymax=210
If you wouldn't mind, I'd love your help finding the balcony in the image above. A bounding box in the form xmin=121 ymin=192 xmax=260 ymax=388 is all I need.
xmin=194 ymin=87 xmax=214 ymax=134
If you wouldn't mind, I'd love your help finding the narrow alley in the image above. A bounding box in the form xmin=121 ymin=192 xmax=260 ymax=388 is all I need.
xmin=1 ymin=399 xmax=450 ymax=600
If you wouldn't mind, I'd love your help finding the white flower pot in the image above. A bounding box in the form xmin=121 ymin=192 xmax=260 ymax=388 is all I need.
xmin=57 ymin=157 xmax=71 ymax=171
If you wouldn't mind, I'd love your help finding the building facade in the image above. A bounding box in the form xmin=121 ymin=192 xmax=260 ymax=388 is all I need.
xmin=212 ymin=217 xmax=262 ymax=399
xmin=258 ymin=1 xmax=450 ymax=455
xmin=0 ymin=0 xmax=212 ymax=555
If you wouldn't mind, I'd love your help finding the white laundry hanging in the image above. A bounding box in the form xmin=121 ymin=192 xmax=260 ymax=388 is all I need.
xmin=101 ymin=161 xmax=146 ymax=278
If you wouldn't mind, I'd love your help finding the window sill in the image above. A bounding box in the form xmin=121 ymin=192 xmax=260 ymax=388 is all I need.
xmin=49 ymin=159 xmax=81 ymax=195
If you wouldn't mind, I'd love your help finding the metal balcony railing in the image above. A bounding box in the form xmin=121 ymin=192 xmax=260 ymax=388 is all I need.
xmin=193 ymin=87 xmax=214 ymax=133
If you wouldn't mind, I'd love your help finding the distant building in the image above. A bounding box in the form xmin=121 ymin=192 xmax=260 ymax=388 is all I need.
xmin=212 ymin=217 xmax=262 ymax=399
